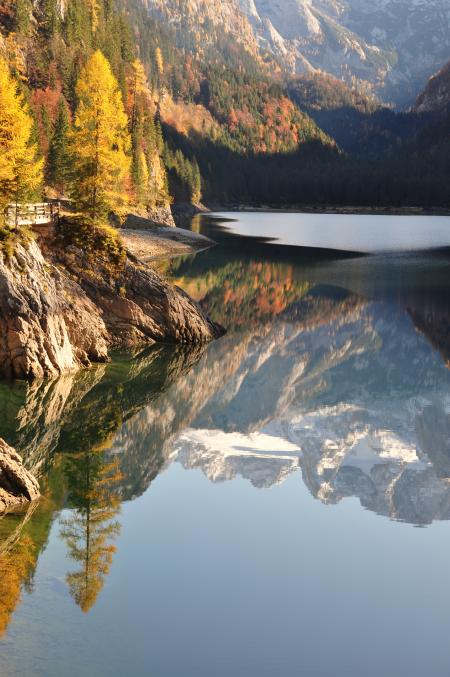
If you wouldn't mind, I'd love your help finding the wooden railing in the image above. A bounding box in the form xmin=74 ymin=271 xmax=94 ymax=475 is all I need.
xmin=5 ymin=202 xmax=60 ymax=228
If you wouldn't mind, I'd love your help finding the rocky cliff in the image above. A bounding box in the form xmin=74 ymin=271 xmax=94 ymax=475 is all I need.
xmin=141 ymin=0 xmax=450 ymax=105
xmin=241 ymin=0 xmax=450 ymax=105
xmin=0 ymin=234 xmax=223 ymax=381
xmin=0 ymin=239 xmax=109 ymax=380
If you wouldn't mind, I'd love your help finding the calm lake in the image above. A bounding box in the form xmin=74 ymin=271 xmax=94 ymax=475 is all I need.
xmin=1 ymin=212 xmax=450 ymax=677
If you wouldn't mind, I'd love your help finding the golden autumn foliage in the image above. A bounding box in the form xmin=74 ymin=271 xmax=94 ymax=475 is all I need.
xmin=128 ymin=59 xmax=148 ymax=132
xmin=126 ymin=57 xmax=171 ymax=208
xmin=138 ymin=150 xmax=149 ymax=190
xmin=155 ymin=47 xmax=164 ymax=76
xmin=161 ymin=96 xmax=219 ymax=138
xmin=0 ymin=55 xmax=43 ymax=221
xmin=70 ymin=50 xmax=131 ymax=223
xmin=131 ymin=60 xmax=147 ymax=102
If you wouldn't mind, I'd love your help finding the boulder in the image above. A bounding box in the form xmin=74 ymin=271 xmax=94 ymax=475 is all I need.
xmin=0 ymin=439 xmax=40 ymax=514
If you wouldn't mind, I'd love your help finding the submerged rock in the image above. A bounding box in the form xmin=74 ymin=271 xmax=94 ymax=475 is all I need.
xmin=0 ymin=438 xmax=40 ymax=513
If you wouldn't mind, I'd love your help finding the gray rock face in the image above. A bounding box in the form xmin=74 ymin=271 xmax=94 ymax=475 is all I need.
xmin=124 ymin=208 xmax=175 ymax=229
xmin=235 ymin=0 xmax=450 ymax=104
xmin=414 ymin=60 xmax=450 ymax=113
xmin=0 ymin=438 xmax=40 ymax=514
xmin=140 ymin=0 xmax=450 ymax=104
xmin=0 ymin=238 xmax=223 ymax=381
xmin=55 ymin=245 xmax=224 ymax=347
xmin=0 ymin=240 xmax=109 ymax=380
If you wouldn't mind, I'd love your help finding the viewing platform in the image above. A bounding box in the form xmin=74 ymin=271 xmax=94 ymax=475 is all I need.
xmin=6 ymin=202 xmax=60 ymax=228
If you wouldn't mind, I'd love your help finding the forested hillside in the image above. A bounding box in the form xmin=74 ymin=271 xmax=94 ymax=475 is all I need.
xmin=0 ymin=0 xmax=336 ymax=217
xmin=0 ymin=0 xmax=449 ymax=214
xmin=0 ymin=0 xmax=191 ymax=216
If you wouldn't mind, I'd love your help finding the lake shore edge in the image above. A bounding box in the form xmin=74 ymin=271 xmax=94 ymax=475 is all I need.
xmin=203 ymin=204 xmax=450 ymax=216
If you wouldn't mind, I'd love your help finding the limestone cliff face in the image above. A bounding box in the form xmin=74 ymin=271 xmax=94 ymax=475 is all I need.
xmin=0 ymin=240 xmax=109 ymax=380
xmin=0 ymin=439 xmax=40 ymax=514
xmin=123 ymin=208 xmax=175 ymax=229
xmin=140 ymin=0 xmax=450 ymax=105
xmin=0 ymin=238 xmax=223 ymax=381
xmin=54 ymin=243 xmax=224 ymax=347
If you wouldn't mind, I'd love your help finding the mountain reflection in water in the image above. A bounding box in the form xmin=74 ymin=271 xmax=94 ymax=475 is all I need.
xmin=0 ymin=218 xmax=450 ymax=631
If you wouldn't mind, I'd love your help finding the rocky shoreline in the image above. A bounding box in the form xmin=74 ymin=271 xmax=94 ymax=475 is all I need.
xmin=207 ymin=204 xmax=450 ymax=216
xmin=0 ymin=439 xmax=40 ymax=515
xmin=0 ymin=214 xmax=226 ymax=510
xmin=0 ymin=223 xmax=224 ymax=382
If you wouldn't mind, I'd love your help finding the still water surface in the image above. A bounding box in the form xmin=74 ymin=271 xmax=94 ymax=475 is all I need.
xmin=1 ymin=212 xmax=450 ymax=677
xmin=211 ymin=210 xmax=450 ymax=252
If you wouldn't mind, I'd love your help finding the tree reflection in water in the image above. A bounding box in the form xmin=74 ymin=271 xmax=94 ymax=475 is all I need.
xmin=0 ymin=464 xmax=65 ymax=635
xmin=0 ymin=343 xmax=208 ymax=621
xmin=0 ymin=511 xmax=36 ymax=636
xmin=60 ymin=448 xmax=122 ymax=613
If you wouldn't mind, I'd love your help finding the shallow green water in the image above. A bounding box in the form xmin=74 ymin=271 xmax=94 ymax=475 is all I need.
xmin=1 ymin=213 xmax=450 ymax=676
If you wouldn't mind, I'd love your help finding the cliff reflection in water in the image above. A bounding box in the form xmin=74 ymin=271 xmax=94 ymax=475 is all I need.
xmin=0 ymin=344 xmax=208 ymax=628
xmin=0 ymin=245 xmax=450 ymax=625
xmin=166 ymin=248 xmax=450 ymax=525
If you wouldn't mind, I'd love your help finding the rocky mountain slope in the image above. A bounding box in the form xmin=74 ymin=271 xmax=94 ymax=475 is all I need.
xmin=141 ymin=0 xmax=450 ymax=106
xmin=140 ymin=0 xmax=262 ymax=61
xmin=239 ymin=0 xmax=450 ymax=105
xmin=3 ymin=0 xmax=448 ymax=208
xmin=414 ymin=59 xmax=450 ymax=113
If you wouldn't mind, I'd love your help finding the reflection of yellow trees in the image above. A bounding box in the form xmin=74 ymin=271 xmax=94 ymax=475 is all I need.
xmin=0 ymin=504 xmax=39 ymax=637
xmin=0 ymin=535 xmax=35 ymax=636
xmin=172 ymin=259 xmax=310 ymax=329
xmin=0 ymin=462 xmax=67 ymax=637
xmin=60 ymin=448 xmax=122 ymax=613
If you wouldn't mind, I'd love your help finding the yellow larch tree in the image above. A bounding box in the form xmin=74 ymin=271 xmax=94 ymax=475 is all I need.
xmin=129 ymin=59 xmax=148 ymax=131
xmin=0 ymin=56 xmax=43 ymax=224
xmin=155 ymin=47 xmax=164 ymax=77
xmin=70 ymin=50 xmax=131 ymax=223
